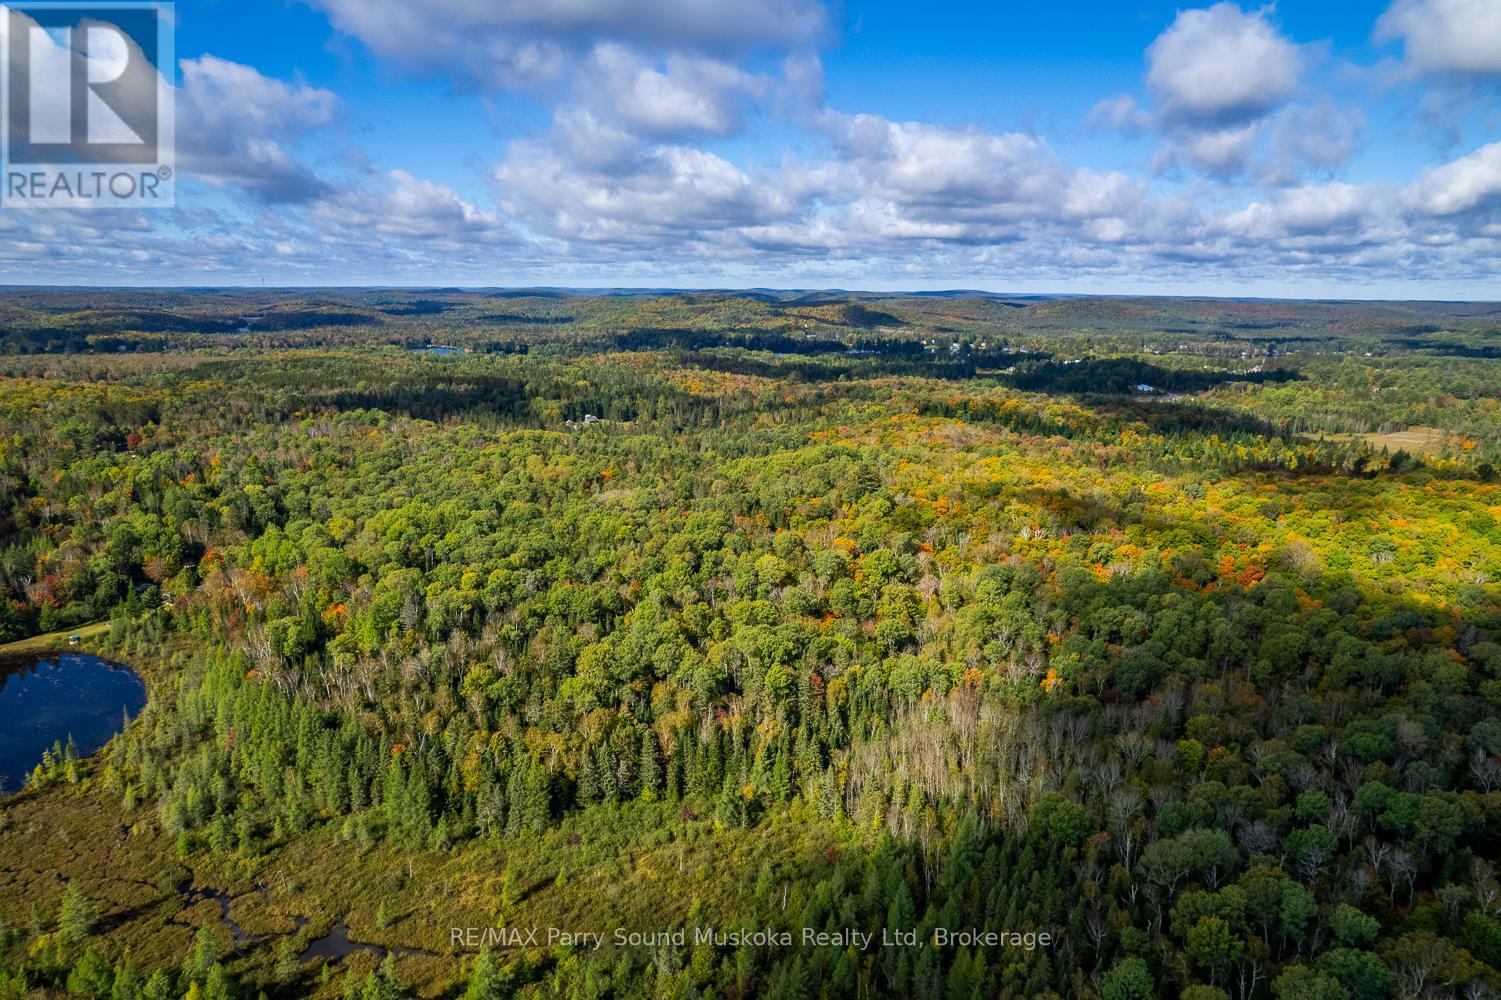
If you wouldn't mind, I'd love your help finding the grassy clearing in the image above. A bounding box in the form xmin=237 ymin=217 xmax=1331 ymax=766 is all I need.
xmin=0 ymin=621 xmax=109 ymax=658
xmin=0 ymin=782 xmax=862 ymax=998
xmin=1317 ymin=424 xmax=1451 ymax=455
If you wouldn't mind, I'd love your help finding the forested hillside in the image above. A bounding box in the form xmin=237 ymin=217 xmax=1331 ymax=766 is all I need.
xmin=1 ymin=292 xmax=1500 ymax=999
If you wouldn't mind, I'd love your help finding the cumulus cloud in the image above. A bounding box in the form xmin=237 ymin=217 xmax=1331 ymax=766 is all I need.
xmin=578 ymin=43 xmax=764 ymax=138
xmin=781 ymin=52 xmax=826 ymax=110
xmin=1062 ymin=169 xmax=1147 ymax=221
xmin=1154 ymin=99 xmax=1362 ymax=183
xmin=828 ymin=115 xmax=1055 ymax=210
xmin=1160 ymin=122 xmax=1264 ymax=176
xmin=313 ymin=170 xmax=512 ymax=248
xmin=178 ymin=56 xmax=339 ymax=203
xmin=493 ymin=126 xmax=795 ymax=248
xmin=309 ymin=0 xmax=827 ymax=88
xmin=1146 ymin=3 xmax=1300 ymax=127
xmin=742 ymin=114 xmax=1171 ymax=254
xmin=1406 ymin=141 xmax=1501 ymax=216
xmin=1376 ymin=0 xmax=1501 ymax=76
xmin=484 ymin=105 xmax=1174 ymax=262
xmin=1221 ymin=183 xmax=1382 ymax=243
xmin=1133 ymin=3 xmax=1313 ymax=177
xmin=1086 ymin=95 xmax=1152 ymax=134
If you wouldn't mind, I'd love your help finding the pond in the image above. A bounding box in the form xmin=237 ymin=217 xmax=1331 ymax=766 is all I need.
xmin=298 ymin=918 xmax=439 ymax=964
xmin=0 ymin=653 xmax=146 ymax=793
xmin=411 ymin=345 xmax=464 ymax=355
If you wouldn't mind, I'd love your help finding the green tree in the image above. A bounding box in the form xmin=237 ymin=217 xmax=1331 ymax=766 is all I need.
xmin=141 ymin=970 xmax=176 ymax=1000
xmin=1185 ymin=916 xmax=1241 ymax=985
xmin=110 ymin=964 xmax=142 ymax=1000
xmin=639 ymin=730 xmax=661 ymax=801
xmin=1098 ymin=957 xmax=1155 ymax=1000
xmin=56 ymin=882 xmax=96 ymax=949
xmin=1330 ymin=904 xmax=1380 ymax=948
xmin=274 ymin=937 xmax=299 ymax=984
xmin=183 ymin=926 xmax=220 ymax=983
xmin=65 ymin=948 xmax=115 ymax=997
xmin=1315 ymin=949 xmax=1394 ymax=1000
xmin=464 ymin=946 xmax=508 ymax=1000
xmin=1271 ymin=965 xmax=1349 ymax=1000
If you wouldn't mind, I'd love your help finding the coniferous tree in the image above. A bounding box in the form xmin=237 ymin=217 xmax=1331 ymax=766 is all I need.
xmin=56 ymin=883 xmax=96 ymax=950
xmin=640 ymin=729 xmax=661 ymax=800
xmin=464 ymin=947 xmax=506 ymax=1000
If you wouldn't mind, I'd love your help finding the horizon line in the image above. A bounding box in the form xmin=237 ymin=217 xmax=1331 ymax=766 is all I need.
xmin=0 ymin=284 xmax=1498 ymax=306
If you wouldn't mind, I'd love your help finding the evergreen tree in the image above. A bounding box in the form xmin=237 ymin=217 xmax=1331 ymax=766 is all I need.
xmin=183 ymin=926 xmax=220 ymax=983
xmin=464 ymin=946 xmax=507 ymax=1000
xmin=274 ymin=937 xmax=299 ymax=984
xmin=202 ymin=964 xmax=237 ymax=1000
xmin=639 ymin=730 xmax=661 ymax=800
xmin=110 ymin=964 xmax=143 ymax=1000
xmin=142 ymin=970 xmax=176 ymax=1000
xmin=56 ymin=882 xmax=96 ymax=949
xmin=66 ymin=948 xmax=115 ymax=997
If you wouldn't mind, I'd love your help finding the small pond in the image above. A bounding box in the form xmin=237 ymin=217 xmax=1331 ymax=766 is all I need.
xmin=299 ymin=919 xmax=439 ymax=964
xmin=0 ymin=652 xmax=146 ymax=793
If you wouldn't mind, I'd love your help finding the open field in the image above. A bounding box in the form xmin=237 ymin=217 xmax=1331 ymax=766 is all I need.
xmin=1314 ymin=425 xmax=1454 ymax=456
xmin=0 ymin=622 xmax=108 ymax=658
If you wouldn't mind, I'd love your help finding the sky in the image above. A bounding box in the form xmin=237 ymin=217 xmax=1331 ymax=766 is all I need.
xmin=1 ymin=0 xmax=1500 ymax=297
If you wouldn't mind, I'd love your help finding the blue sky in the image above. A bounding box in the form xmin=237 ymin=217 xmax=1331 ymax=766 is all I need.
xmin=2 ymin=0 xmax=1500 ymax=296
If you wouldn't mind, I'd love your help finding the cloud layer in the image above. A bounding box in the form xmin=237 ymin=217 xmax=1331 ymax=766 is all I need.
xmin=3 ymin=0 xmax=1499 ymax=292
xmin=1376 ymin=0 xmax=1501 ymax=76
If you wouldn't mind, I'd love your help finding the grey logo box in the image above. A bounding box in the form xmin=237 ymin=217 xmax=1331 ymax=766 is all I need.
xmin=3 ymin=2 xmax=174 ymax=207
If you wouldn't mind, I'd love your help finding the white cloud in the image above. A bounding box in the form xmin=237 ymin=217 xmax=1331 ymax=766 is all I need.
xmin=313 ymin=170 xmax=511 ymax=247
xmin=1090 ymin=8 xmax=1353 ymax=183
xmin=494 ymin=126 xmax=795 ymax=247
xmin=6 ymin=0 xmax=1501 ymax=292
xmin=1406 ymin=141 xmax=1501 ymax=216
xmin=781 ymin=52 xmax=826 ymax=110
xmin=1163 ymin=122 xmax=1264 ymax=176
xmin=742 ymin=116 xmax=1171 ymax=254
xmin=1062 ymin=169 xmax=1146 ymax=221
xmin=178 ymin=56 xmax=339 ymax=203
xmin=579 ymin=43 xmax=763 ymax=137
xmin=1376 ymin=0 xmax=1501 ymax=76
xmin=1087 ymin=95 xmax=1152 ymax=133
xmin=1222 ymin=183 xmax=1380 ymax=241
xmin=826 ymin=114 xmax=1060 ymax=221
xmin=309 ymin=0 xmax=827 ymax=88
xmin=1146 ymin=3 xmax=1300 ymax=127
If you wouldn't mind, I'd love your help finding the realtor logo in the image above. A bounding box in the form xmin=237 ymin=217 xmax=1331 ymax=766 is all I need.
xmin=2 ymin=2 xmax=174 ymax=207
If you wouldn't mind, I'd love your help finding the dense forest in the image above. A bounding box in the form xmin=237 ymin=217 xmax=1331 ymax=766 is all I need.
xmin=1 ymin=290 xmax=1500 ymax=999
